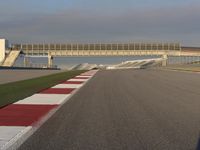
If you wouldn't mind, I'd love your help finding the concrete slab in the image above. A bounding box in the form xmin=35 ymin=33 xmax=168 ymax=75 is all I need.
xmin=15 ymin=94 xmax=70 ymax=105
xmin=52 ymin=84 xmax=83 ymax=89
xmin=0 ymin=126 xmax=32 ymax=150
xmin=0 ymin=126 xmax=27 ymax=141
xmin=0 ymin=141 xmax=6 ymax=148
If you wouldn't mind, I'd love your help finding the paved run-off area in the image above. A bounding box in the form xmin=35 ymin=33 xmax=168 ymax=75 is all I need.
xmin=0 ymin=70 xmax=63 ymax=84
xmin=18 ymin=69 xmax=200 ymax=150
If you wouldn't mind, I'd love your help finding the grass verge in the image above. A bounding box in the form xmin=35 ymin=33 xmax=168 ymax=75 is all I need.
xmin=0 ymin=70 xmax=86 ymax=108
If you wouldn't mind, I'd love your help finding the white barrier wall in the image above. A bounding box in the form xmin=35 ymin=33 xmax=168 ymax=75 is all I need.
xmin=0 ymin=39 xmax=7 ymax=63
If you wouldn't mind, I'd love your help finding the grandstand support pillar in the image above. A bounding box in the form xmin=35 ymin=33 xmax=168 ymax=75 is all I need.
xmin=162 ymin=54 xmax=168 ymax=67
xmin=48 ymin=54 xmax=53 ymax=68
xmin=23 ymin=56 xmax=29 ymax=67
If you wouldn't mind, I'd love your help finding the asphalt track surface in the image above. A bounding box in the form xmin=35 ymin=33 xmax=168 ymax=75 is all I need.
xmin=18 ymin=69 xmax=200 ymax=150
xmin=0 ymin=70 xmax=62 ymax=84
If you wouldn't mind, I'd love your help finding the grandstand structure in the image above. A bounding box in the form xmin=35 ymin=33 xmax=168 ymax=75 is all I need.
xmin=12 ymin=42 xmax=200 ymax=67
xmin=13 ymin=43 xmax=181 ymax=56
xmin=1 ymin=39 xmax=200 ymax=67
xmin=12 ymin=42 xmax=182 ymax=67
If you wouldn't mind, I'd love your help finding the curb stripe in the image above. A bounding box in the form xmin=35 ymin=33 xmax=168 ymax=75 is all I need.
xmin=52 ymin=84 xmax=83 ymax=89
xmin=62 ymin=81 xmax=84 ymax=84
xmin=15 ymin=94 xmax=69 ymax=105
xmin=0 ymin=70 xmax=98 ymax=149
xmin=74 ymin=77 xmax=90 ymax=79
xmin=68 ymin=79 xmax=88 ymax=82
xmin=40 ymin=88 xmax=75 ymax=94
xmin=76 ymin=75 xmax=92 ymax=78
xmin=0 ymin=104 xmax=57 ymax=126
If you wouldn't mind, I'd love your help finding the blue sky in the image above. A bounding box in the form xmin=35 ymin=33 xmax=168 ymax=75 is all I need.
xmin=0 ymin=0 xmax=200 ymax=46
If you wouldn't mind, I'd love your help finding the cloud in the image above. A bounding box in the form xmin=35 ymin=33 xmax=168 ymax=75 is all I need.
xmin=0 ymin=2 xmax=200 ymax=46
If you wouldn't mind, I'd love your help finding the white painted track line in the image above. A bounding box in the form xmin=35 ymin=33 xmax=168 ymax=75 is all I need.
xmin=52 ymin=84 xmax=83 ymax=89
xmin=68 ymin=79 xmax=88 ymax=82
xmin=0 ymin=126 xmax=27 ymax=141
xmin=15 ymin=94 xmax=70 ymax=105
xmin=75 ymin=75 xmax=91 ymax=78
xmin=0 ymin=126 xmax=30 ymax=148
xmin=0 ymin=126 xmax=32 ymax=150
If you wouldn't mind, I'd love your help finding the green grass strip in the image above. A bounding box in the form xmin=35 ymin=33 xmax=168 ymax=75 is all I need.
xmin=0 ymin=70 xmax=86 ymax=108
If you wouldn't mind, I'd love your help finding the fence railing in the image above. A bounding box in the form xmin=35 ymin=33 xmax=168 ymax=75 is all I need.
xmin=12 ymin=42 xmax=181 ymax=52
